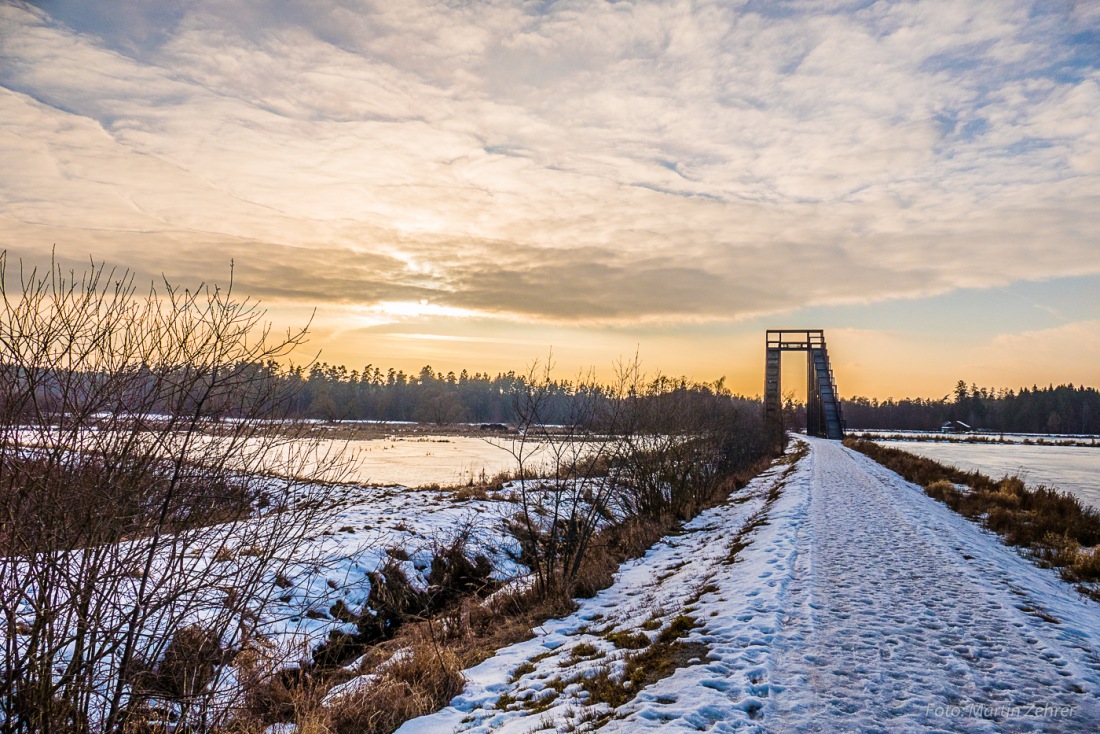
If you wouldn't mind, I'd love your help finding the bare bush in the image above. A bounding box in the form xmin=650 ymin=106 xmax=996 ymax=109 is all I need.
xmin=0 ymin=253 xmax=348 ymax=731
xmin=500 ymin=357 xmax=639 ymax=598
xmin=502 ymin=356 xmax=771 ymax=600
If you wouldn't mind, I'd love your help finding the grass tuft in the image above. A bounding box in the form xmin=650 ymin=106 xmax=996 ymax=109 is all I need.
xmin=575 ymin=616 xmax=705 ymax=709
xmin=605 ymin=629 xmax=650 ymax=650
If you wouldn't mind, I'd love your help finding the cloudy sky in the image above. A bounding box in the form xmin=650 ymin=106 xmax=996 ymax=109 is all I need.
xmin=2 ymin=0 xmax=1098 ymax=398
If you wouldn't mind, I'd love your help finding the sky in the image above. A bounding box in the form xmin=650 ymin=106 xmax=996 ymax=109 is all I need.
xmin=1 ymin=0 xmax=1099 ymax=399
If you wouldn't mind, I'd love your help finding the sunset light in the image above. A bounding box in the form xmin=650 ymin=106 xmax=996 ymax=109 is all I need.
xmin=3 ymin=3 xmax=1100 ymax=729
xmin=1 ymin=0 xmax=1098 ymax=397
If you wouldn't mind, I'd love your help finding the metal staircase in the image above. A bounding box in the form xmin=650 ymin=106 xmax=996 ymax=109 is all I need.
xmin=765 ymin=329 xmax=845 ymax=443
xmin=809 ymin=344 xmax=844 ymax=439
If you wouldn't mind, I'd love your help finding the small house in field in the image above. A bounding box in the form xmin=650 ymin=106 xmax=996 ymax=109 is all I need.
xmin=941 ymin=420 xmax=972 ymax=434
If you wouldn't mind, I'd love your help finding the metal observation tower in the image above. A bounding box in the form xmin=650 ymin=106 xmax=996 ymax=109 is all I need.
xmin=765 ymin=329 xmax=845 ymax=445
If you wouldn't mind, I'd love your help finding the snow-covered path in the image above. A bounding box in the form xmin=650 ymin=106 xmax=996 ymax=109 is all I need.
xmin=399 ymin=437 xmax=1100 ymax=733
xmin=769 ymin=438 xmax=1100 ymax=732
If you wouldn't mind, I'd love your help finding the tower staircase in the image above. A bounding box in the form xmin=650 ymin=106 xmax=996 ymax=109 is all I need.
xmin=765 ymin=329 xmax=845 ymax=444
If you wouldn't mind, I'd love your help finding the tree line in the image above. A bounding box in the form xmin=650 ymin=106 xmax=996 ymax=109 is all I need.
xmin=186 ymin=361 xmax=1100 ymax=437
xmin=276 ymin=361 xmax=764 ymax=428
xmin=268 ymin=364 xmax=1100 ymax=436
xmin=840 ymin=381 xmax=1100 ymax=434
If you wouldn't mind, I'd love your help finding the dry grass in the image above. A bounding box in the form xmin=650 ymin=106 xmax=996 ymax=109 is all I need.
xmin=575 ymin=614 xmax=705 ymax=716
xmin=604 ymin=629 xmax=649 ymax=650
xmin=569 ymin=515 xmax=669 ymax=599
xmin=323 ymin=634 xmax=465 ymax=734
xmin=322 ymin=590 xmax=572 ymax=730
xmin=450 ymin=484 xmax=489 ymax=502
xmin=508 ymin=661 xmax=536 ymax=682
xmin=845 ymin=438 xmax=1100 ymax=596
xmin=236 ymin=585 xmax=576 ymax=733
xmin=229 ymin=630 xmax=463 ymax=734
xmin=438 ymin=468 xmax=531 ymax=501
xmin=1038 ymin=533 xmax=1100 ymax=584
xmin=655 ymin=614 xmax=697 ymax=643
xmin=1071 ymin=545 xmax=1100 ymax=579
xmin=236 ymin=446 xmax=778 ymax=732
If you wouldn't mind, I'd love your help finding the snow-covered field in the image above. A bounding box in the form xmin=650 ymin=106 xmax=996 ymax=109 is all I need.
xmin=880 ymin=440 xmax=1100 ymax=510
xmin=11 ymin=426 xmax=544 ymax=488
xmin=398 ymin=437 xmax=1100 ymax=733
xmin=254 ymin=482 xmax=524 ymax=652
xmin=2 ymin=477 xmax=527 ymax=727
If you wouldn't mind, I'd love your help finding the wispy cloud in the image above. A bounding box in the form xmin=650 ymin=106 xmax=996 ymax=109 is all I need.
xmin=1 ymin=0 xmax=1098 ymax=333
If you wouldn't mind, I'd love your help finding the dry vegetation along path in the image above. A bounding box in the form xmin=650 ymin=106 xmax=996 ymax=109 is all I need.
xmin=398 ymin=437 xmax=1100 ymax=733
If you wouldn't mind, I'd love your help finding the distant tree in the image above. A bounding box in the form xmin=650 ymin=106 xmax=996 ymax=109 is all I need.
xmin=308 ymin=391 xmax=338 ymax=420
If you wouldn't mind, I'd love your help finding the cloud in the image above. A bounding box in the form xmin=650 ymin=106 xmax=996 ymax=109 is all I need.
xmin=1 ymin=0 xmax=1098 ymax=332
xmin=965 ymin=320 xmax=1100 ymax=387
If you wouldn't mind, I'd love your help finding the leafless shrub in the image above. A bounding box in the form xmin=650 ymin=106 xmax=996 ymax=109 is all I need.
xmin=426 ymin=535 xmax=495 ymax=607
xmin=138 ymin=623 xmax=225 ymax=701
xmin=498 ymin=356 xmax=641 ymax=598
xmin=500 ymin=355 xmax=771 ymax=601
xmin=0 ymin=253 xmax=349 ymax=731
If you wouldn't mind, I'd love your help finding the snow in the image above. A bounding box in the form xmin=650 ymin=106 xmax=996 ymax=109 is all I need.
xmin=2 ymin=477 xmax=526 ymax=726
xmin=13 ymin=433 xmax=1099 ymax=730
xmin=876 ymin=439 xmax=1100 ymax=510
xmin=854 ymin=429 xmax=1100 ymax=445
xmin=258 ymin=482 xmax=525 ymax=648
xmin=305 ymin=434 xmax=549 ymax=488
xmin=262 ymin=472 xmax=638 ymax=654
xmin=323 ymin=648 xmax=411 ymax=704
xmin=398 ymin=437 xmax=1100 ymax=733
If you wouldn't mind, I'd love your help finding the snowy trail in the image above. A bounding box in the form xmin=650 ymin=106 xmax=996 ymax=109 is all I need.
xmin=399 ymin=437 xmax=1100 ymax=733
xmin=768 ymin=438 xmax=1100 ymax=732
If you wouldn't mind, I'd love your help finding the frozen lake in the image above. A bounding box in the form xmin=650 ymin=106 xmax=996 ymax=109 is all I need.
xmin=884 ymin=440 xmax=1100 ymax=510
xmin=13 ymin=426 xmax=550 ymax=489
xmin=332 ymin=434 xmax=545 ymax=487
